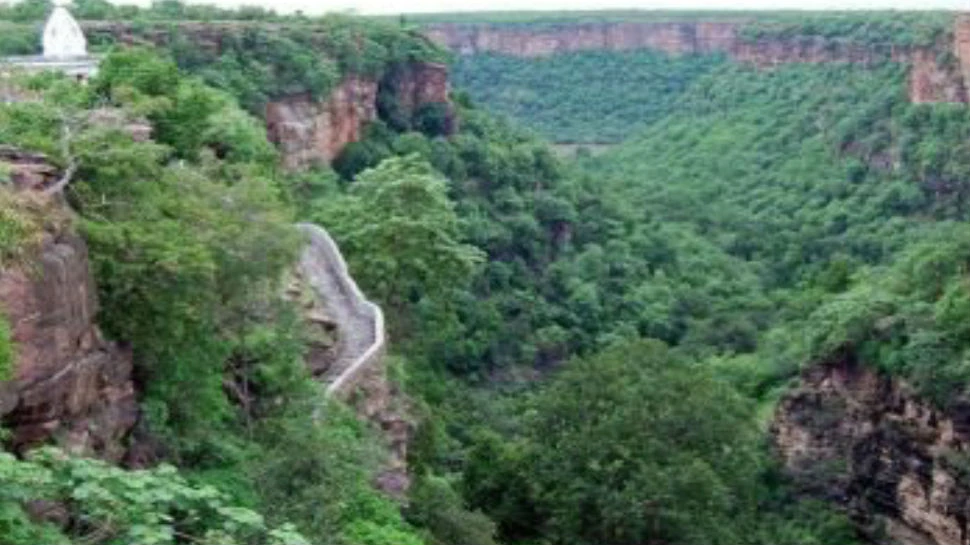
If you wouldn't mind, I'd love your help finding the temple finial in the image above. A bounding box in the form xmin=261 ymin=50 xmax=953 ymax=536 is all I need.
xmin=42 ymin=2 xmax=88 ymax=60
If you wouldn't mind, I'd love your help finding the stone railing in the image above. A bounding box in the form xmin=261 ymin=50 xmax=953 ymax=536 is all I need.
xmin=295 ymin=223 xmax=386 ymax=397
xmin=0 ymin=56 xmax=100 ymax=79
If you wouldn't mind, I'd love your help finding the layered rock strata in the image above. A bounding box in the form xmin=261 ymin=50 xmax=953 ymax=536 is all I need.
xmin=0 ymin=227 xmax=137 ymax=462
xmin=774 ymin=354 xmax=970 ymax=545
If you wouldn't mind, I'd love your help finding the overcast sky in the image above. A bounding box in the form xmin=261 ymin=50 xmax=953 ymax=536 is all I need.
xmin=108 ymin=0 xmax=970 ymax=15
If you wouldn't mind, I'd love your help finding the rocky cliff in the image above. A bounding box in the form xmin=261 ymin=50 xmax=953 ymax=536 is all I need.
xmin=424 ymin=21 xmax=740 ymax=57
xmin=291 ymin=224 xmax=410 ymax=496
xmin=0 ymin=168 xmax=137 ymax=461
xmin=83 ymin=21 xmax=455 ymax=170
xmin=774 ymin=352 xmax=970 ymax=545
xmin=265 ymin=61 xmax=456 ymax=171
xmin=425 ymin=18 xmax=970 ymax=104
xmin=266 ymin=77 xmax=379 ymax=171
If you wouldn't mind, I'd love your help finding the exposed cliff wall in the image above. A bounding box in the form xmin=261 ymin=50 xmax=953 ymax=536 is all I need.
xmin=425 ymin=19 xmax=970 ymax=104
xmin=265 ymin=61 xmax=457 ymax=171
xmin=773 ymin=354 xmax=970 ymax=545
xmin=83 ymin=22 xmax=455 ymax=170
xmin=266 ymin=77 xmax=379 ymax=171
xmin=0 ymin=190 xmax=137 ymax=462
xmin=424 ymin=21 xmax=740 ymax=57
xmin=350 ymin=362 xmax=413 ymax=498
xmin=381 ymin=62 xmax=459 ymax=135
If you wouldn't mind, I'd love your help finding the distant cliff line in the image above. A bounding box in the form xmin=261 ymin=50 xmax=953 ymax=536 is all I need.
xmin=425 ymin=17 xmax=970 ymax=104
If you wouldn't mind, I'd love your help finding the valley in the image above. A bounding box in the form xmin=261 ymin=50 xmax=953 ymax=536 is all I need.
xmin=3 ymin=2 xmax=970 ymax=545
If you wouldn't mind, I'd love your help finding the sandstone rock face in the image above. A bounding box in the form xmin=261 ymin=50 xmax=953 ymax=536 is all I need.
xmin=425 ymin=19 xmax=970 ymax=105
xmin=283 ymin=269 xmax=338 ymax=377
xmin=0 ymin=147 xmax=60 ymax=191
xmin=265 ymin=77 xmax=378 ymax=171
xmin=424 ymin=22 xmax=740 ymax=58
xmin=908 ymin=48 xmax=968 ymax=104
xmin=265 ymin=62 xmax=457 ymax=171
xmin=774 ymin=354 xmax=970 ymax=545
xmin=0 ymin=229 xmax=137 ymax=462
xmin=384 ymin=62 xmax=458 ymax=135
xmin=351 ymin=362 xmax=414 ymax=499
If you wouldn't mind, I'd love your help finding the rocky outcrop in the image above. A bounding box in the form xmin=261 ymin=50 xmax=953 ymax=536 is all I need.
xmin=266 ymin=77 xmax=378 ymax=171
xmin=295 ymin=224 xmax=385 ymax=398
xmin=0 ymin=147 xmax=60 ymax=191
xmin=0 ymin=154 xmax=137 ymax=462
xmin=350 ymin=361 xmax=414 ymax=498
xmin=82 ymin=21 xmax=456 ymax=169
xmin=908 ymin=49 xmax=968 ymax=104
xmin=265 ymin=61 xmax=458 ymax=171
xmin=293 ymin=224 xmax=410 ymax=495
xmin=0 ymin=225 xmax=137 ymax=462
xmin=773 ymin=353 xmax=970 ymax=545
xmin=425 ymin=19 xmax=970 ymax=104
xmin=382 ymin=62 xmax=458 ymax=135
xmin=424 ymin=21 xmax=741 ymax=57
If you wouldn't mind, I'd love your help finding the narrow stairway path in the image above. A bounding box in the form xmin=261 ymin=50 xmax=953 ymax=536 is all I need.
xmin=296 ymin=223 xmax=385 ymax=396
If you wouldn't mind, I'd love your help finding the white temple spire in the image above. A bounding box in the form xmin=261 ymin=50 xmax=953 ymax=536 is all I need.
xmin=43 ymin=2 xmax=88 ymax=60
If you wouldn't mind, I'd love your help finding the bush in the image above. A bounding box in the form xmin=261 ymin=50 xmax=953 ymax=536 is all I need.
xmin=0 ymin=314 xmax=13 ymax=382
xmin=0 ymin=448 xmax=310 ymax=545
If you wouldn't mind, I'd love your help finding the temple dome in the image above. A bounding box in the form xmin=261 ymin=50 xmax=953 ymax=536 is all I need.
xmin=43 ymin=3 xmax=88 ymax=59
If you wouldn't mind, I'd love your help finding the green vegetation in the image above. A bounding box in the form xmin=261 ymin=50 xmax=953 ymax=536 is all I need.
xmin=8 ymin=7 xmax=970 ymax=545
xmin=738 ymin=11 xmax=951 ymax=47
xmin=458 ymin=340 xmax=857 ymax=545
xmin=0 ymin=21 xmax=38 ymax=55
xmin=154 ymin=19 xmax=447 ymax=114
xmin=0 ymin=51 xmax=426 ymax=544
xmin=450 ymin=51 xmax=725 ymax=143
xmin=339 ymin=36 xmax=970 ymax=545
xmin=296 ymin=47 xmax=879 ymax=544
xmin=316 ymin=155 xmax=484 ymax=326
xmin=0 ymin=314 xmax=12 ymax=381
xmin=0 ymin=448 xmax=308 ymax=545
xmin=793 ymin=225 xmax=970 ymax=405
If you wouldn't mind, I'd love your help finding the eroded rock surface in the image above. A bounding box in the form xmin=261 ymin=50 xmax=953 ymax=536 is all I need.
xmin=0 ymin=147 xmax=60 ymax=191
xmin=426 ymin=18 xmax=970 ymax=104
xmin=424 ymin=21 xmax=741 ymax=57
xmin=383 ymin=62 xmax=458 ymax=135
xmin=774 ymin=353 xmax=970 ymax=545
xmin=0 ymin=229 xmax=137 ymax=462
xmin=266 ymin=77 xmax=379 ymax=171
xmin=293 ymin=224 xmax=407 ymax=495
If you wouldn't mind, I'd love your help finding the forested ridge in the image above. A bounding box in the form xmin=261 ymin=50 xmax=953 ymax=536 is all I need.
xmin=3 ymin=2 xmax=970 ymax=544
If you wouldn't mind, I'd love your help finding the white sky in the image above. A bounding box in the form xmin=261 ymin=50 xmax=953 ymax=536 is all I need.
xmin=107 ymin=0 xmax=970 ymax=16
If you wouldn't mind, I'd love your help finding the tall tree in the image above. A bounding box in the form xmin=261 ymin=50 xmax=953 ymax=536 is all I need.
xmin=320 ymin=154 xmax=484 ymax=323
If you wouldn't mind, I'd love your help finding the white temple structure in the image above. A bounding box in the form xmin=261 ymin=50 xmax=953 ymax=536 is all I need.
xmin=43 ymin=2 xmax=89 ymax=59
xmin=1 ymin=1 xmax=99 ymax=80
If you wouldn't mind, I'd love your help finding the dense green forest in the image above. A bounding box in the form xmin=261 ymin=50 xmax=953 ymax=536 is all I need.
xmin=6 ymin=2 xmax=970 ymax=544
xmin=438 ymin=10 xmax=949 ymax=143
xmin=450 ymin=51 xmax=726 ymax=143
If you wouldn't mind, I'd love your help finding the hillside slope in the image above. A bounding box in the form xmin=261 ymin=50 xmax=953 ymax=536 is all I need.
xmin=428 ymin=12 xmax=970 ymax=143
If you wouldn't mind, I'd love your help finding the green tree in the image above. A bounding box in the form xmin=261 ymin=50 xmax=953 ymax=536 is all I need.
xmin=0 ymin=448 xmax=309 ymax=545
xmin=320 ymin=155 xmax=484 ymax=322
xmin=523 ymin=340 xmax=765 ymax=545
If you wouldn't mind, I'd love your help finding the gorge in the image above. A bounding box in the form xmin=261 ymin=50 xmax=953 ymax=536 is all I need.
xmin=5 ymin=4 xmax=970 ymax=545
